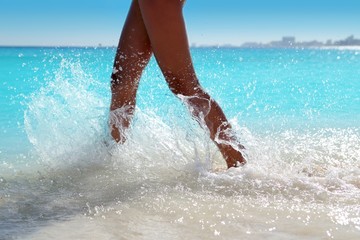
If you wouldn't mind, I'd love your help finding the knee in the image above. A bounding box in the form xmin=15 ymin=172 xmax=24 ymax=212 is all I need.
xmin=165 ymin=72 xmax=202 ymax=97
xmin=110 ymin=73 xmax=125 ymax=90
xmin=111 ymin=54 xmax=150 ymax=90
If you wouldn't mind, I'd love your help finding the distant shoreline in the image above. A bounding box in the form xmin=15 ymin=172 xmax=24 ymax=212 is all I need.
xmin=2 ymin=35 xmax=360 ymax=49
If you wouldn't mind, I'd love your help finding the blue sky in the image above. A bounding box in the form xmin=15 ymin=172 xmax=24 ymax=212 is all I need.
xmin=1 ymin=0 xmax=360 ymax=46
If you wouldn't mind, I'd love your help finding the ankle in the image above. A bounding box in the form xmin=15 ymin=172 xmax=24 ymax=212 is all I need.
xmin=218 ymin=143 xmax=247 ymax=168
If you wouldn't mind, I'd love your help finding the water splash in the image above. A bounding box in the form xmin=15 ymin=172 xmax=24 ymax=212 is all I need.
xmin=24 ymin=59 xmax=108 ymax=166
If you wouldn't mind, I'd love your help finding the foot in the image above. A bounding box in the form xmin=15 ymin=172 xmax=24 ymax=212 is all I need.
xmin=109 ymin=106 xmax=133 ymax=144
xmin=111 ymin=125 xmax=124 ymax=143
xmin=218 ymin=143 xmax=247 ymax=169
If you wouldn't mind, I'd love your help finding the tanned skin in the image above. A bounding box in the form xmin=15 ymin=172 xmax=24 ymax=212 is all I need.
xmin=110 ymin=0 xmax=246 ymax=168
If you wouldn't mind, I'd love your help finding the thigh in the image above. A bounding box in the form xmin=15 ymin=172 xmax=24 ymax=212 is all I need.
xmin=137 ymin=0 xmax=195 ymax=80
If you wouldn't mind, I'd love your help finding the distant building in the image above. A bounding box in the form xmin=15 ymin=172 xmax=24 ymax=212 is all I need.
xmin=298 ymin=40 xmax=323 ymax=47
xmin=334 ymin=35 xmax=360 ymax=46
xmin=268 ymin=36 xmax=296 ymax=48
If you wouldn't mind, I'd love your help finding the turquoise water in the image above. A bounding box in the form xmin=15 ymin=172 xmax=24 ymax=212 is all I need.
xmin=1 ymin=47 xmax=360 ymax=239
xmin=1 ymin=47 xmax=359 ymax=152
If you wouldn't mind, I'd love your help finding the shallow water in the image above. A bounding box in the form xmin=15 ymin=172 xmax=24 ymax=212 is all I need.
xmin=0 ymin=47 xmax=360 ymax=239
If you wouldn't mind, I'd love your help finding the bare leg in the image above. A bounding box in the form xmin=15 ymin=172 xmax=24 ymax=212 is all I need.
xmin=137 ymin=0 xmax=246 ymax=168
xmin=110 ymin=0 xmax=152 ymax=143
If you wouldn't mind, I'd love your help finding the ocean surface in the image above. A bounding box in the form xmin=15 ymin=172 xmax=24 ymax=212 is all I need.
xmin=0 ymin=46 xmax=359 ymax=239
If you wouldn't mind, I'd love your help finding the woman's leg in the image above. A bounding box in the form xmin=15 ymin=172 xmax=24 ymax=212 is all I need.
xmin=110 ymin=0 xmax=152 ymax=143
xmin=137 ymin=0 xmax=246 ymax=168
